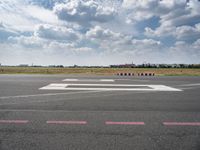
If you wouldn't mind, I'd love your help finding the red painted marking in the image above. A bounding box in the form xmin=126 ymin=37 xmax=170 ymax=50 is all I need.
xmin=0 ymin=120 xmax=29 ymax=124
xmin=46 ymin=120 xmax=87 ymax=125
xmin=105 ymin=121 xmax=145 ymax=125
xmin=163 ymin=122 xmax=200 ymax=126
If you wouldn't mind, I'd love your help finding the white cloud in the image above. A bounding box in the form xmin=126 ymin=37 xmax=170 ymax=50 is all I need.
xmin=34 ymin=24 xmax=81 ymax=41
xmin=0 ymin=0 xmax=200 ymax=65
xmin=86 ymin=26 xmax=162 ymax=55
xmin=23 ymin=5 xmax=59 ymax=24
xmin=8 ymin=35 xmax=46 ymax=49
xmin=140 ymin=0 xmax=200 ymax=41
xmin=175 ymin=24 xmax=200 ymax=40
xmin=0 ymin=0 xmax=60 ymax=32
xmin=122 ymin=0 xmax=195 ymax=25
xmin=145 ymin=26 xmax=175 ymax=37
xmin=145 ymin=23 xmax=200 ymax=41
xmin=122 ymin=0 xmax=159 ymax=23
xmin=47 ymin=41 xmax=93 ymax=53
xmin=86 ymin=26 xmax=123 ymax=41
xmin=168 ymin=39 xmax=200 ymax=63
xmin=27 ymin=0 xmax=65 ymax=9
xmin=53 ymin=0 xmax=116 ymax=25
xmin=8 ymin=29 xmax=91 ymax=55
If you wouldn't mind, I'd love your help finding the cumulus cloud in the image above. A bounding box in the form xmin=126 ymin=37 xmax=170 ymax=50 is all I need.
xmin=53 ymin=0 xmax=116 ymax=25
xmin=7 ymin=24 xmax=92 ymax=56
xmin=86 ymin=26 xmax=162 ymax=55
xmin=140 ymin=0 xmax=200 ymax=41
xmin=47 ymin=41 xmax=93 ymax=53
xmin=145 ymin=23 xmax=200 ymax=42
xmin=8 ymin=34 xmax=93 ymax=57
xmin=34 ymin=24 xmax=81 ymax=41
xmin=158 ymin=0 xmax=199 ymax=27
xmin=0 ymin=0 xmax=200 ymax=65
xmin=168 ymin=39 xmax=200 ymax=63
xmin=122 ymin=0 xmax=199 ymax=25
xmin=122 ymin=0 xmax=159 ymax=23
xmin=86 ymin=26 xmax=124 ymax=41
xmin=8 ymin=35 xmax=46 ymax=49
xmin=175 ymin=24 xmax=200 ymax=40
xmin=27 ymin=0 xmax=65 ymax=9
xmin=0 ymin=0 xmax=59 ymax=32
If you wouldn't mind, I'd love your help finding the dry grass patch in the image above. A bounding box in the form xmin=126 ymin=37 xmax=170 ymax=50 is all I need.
xmin=0 ymin=67 xmax=200 ymax=76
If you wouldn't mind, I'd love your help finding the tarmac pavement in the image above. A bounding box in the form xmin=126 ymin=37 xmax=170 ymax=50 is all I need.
xmin=0 ymin=74 xmax=200 ymax=150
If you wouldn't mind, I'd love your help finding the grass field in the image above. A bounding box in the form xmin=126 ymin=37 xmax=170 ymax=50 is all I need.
xmin=0 ymin=66 xmax=200 ymax=76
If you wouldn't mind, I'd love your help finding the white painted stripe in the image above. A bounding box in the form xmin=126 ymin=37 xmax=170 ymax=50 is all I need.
xmin=40 ymin=84 xmax=182 ymax=91
xmin=0 ymin=90 xmax=102 ymax=99
xmin=106 ymin=121 xmax=145 ymax=125
xmin=178 ymin=83 xmax=200 ymax=87
xmin=163 ymin=122 xmax=200 ymax=126
xmin=63 ymin=79 xmax=79 ymax=81
xmin=47 ymin=120 xmax=87 ymax=125
xmin=0 ymin=120 xmax=29 ymax=124
xmin=0 ymin=109 xmax=150 ymax=113
xmin=63 ymin=79 xmax=115 ymax=82
xmin=100 ymin=79 xmax=115 ymax=82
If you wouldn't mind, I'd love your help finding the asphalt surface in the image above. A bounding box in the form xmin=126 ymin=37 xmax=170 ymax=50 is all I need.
xmin=0 ymin=74 xmax=200 ymax=150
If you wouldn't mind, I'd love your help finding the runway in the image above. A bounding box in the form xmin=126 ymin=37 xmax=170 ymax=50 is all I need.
xmin=0 ymin=74 xmax=200 ymax=150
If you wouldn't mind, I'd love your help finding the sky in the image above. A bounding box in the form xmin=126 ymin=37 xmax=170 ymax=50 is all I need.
xmin=0 ymin=0 xmax=200 ymax=66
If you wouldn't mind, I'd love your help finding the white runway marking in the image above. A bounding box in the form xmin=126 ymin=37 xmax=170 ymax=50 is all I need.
xmin=0 ymin=120 xmax=29 ymax=124
xmin=63 ymin=79 xmax=79 ymax=81
xmin=0 ymin=91 xmax=102 ymax=99
xmin=177 ymin=83 xmax=200 ymax=87
xmin=116 ymin=79 xmax=150 ymax=82
xmin=163 ymin=122 xmax=200 ymax=126
xmin=40 ymin=83 xmax=182 ymax=91
xmin=0 ymin=109 xmax=152 ymax=113
xmin=100 ymin=79 xmax=115 ymax=82
xmin=63 ymin=79 xmax=115 ymax=82
xmin=105 ymin=121 xmax=145 ymax=125
xmin=47 ymin=120 xmax=87 ymax=125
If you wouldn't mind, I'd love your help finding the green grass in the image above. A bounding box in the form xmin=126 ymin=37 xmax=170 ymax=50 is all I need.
xmin=0 ymin=67 xmax=200 ymax=76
